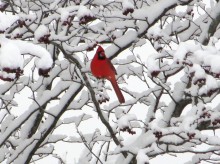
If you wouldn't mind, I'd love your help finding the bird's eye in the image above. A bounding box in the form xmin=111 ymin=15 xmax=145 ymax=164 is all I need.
xmin=98 ymin=51 xmax=105 ymax=60
xmin=98 ymin=51 xmax=103 ymax=56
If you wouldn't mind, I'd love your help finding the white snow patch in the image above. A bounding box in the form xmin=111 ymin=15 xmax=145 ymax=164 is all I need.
xmin=34 ymin=25 xmax=50 ymax=40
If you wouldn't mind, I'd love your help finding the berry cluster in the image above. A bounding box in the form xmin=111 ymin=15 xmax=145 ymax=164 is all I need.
xmin=212 ymin=73 xmax=220 ymax=78
xmin=188 ymin=67 xmax=219 ymax=97
xmin=203 ymin=66 xmax=220 ymax=78
xmin=62 ymin=16 xmax=74 ymax=27
xmin=0 ymin=2 xmax=8 ymax=12
xmin=38 ymin=68 xmax=51 ymax=77
xmin=207 ymin=89 xmax=219 ymax=97
xmin=212 ymin=118 xmax=220 ymax=126
xmin=151 ymin=71 xmax=160 ymax=77
xmin=193 ymin=78 xmax=206 ymax=85
xmin=202 ymin=66 xmax=220 ymax=79
xmin=200 ymin=112 xmax=211 ymax=119
xmin=187 ymin=133 xmax=195 ymax=140
xmin=122 ymin=8 xmax=134 ymax=16
xmin=0 ymin=67 xmax=23 ymax=81
xmin=38 ymin=34 xmax=50 ymax=44
xmin=153 ymin=131 xmax=162 ymax=139
xmin=86 ymin=43 xmax=97 ymax=52
xmin=111 ymin=35 xmax=116 ymax=41
xmin=79 ymin=15 xmax=95 ymax=25
xmin=62 ymin=20 xmax=72 ymax=27
xmin=0 ymin=76 xmax=14 ymax=82
xmin=120 ymin=127 xmax=136 ymax=135
xmin=97 ymin=94 xmax=109 ymax=104
xmin=18 ymin=20 xmax=26 ymax=28
xmin=13 ymin=33 xmax=23 ymax=39
xmin=188 ymin=69 xmax=207 ymax=86
xmin=186 ymin=8 xmax=194 ymax=17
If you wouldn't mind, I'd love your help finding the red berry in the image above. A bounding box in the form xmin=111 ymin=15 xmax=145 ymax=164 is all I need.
xmin=38 ymin=68 xmax=51 ymax=77
xmin=122 ymin=8 xmax=134 ymax=15
xmin=151 ymin=71 xmax=160 ymax=77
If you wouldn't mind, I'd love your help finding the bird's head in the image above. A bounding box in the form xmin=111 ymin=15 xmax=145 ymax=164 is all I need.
xmin=96 ymin=46 xmax=106 ymax=60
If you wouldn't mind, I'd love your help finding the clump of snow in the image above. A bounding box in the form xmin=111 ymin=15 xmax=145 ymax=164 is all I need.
xmin=111 ymin=30 xmax=123 ymax=40
xmin=1 ymin=115 xmax=15 ymax=132
xmin=18 ymin=13 xmax=36 ymax=24
xmin=208 ymin=56 xmax=220 ymax=74
xmin=146 ymin=54 xmax=159 ymax=71
xmin=115 ymin=108 xmax=126 ymax=119
xmin=148 ymin=26 xmax=162 ymax=39
xmin=0 ymin=13 xmax=19 ymax=32
xmin=173 ymin=41 xmax=200 ymax=63
xmin=174 ymin=40 xmax=220 ymax=77
xmin=207 ymin=136 xmax=220 ymax=145
xmin=60 ymin=9 xmax=70 ymax=22
xmin=117 ymin=114 xmax=137 ymax=129
xmin=122 ymin=0 xmax=134 ymax=9
xmin=122 ymin=0 xmax=134 ymax=15
xmin=0 ymin=72 xmax=16 ymax=81
xmin=190 ymin=64 xmax=206 ymax=85
xmin=0 ymin=34 xmax=53 ymax=80
xmin=12 ymin=39 xmax=53 ymax=70
xmin=77 ymin=5 xmax=93 ymax=19
xmin=136 ymin=149 xmax=149 ymax=164
xmin=198 ymin=75 xmax=219 ymax=96
xmin=0 ymin=38 xmax=23 ymax=69
xmin=34 ymin=25 xmax=50 ymax=40
xmin=77 ymin=5 xmax=95 ymax=25
xmin=49 ymin=0 xmax=60 ymax=10
xmin=114 ymin=30 xmax=137 ymax=48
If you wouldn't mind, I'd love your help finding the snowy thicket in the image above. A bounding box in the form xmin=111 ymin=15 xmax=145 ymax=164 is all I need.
xmin=1 ymin=0 xmax=220 ymax=163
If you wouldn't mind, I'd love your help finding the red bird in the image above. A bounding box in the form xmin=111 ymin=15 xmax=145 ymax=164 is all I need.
xmin=91 ymin=46 xmax=125 ymax=103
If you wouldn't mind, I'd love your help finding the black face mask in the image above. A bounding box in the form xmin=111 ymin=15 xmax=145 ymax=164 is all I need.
xmin=98 ymin=51 xmax=106 ymax=60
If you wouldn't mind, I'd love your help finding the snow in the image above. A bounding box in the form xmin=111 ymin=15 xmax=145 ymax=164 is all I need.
xmin=34 ymin=25 xmax=50 ymax=40
xmin=0 ymin=13 xmax=19 ymax=32
xmin=122 ymin=0 xmax=134 ymax=10
xmin=117 ymin=114 xmax=137 ymax=129
xmin=160 ymin=134 xmax=183 ymax=144
xmin=77 ymin=5 xmax=93 ymax=19
xmin=209 ymin=56 xmax=220 ymax=73
xmin=11 ymin=28 xmax=21 ymax=38
xmin=114 ymin=30 xmax=138 ymax=48
xmin=60 ymin=9 xmax=70 ymax=22
xmin=62 ymin=113 xmax=92 ymax=127
xmin=48 ymin=135 xmax=67 ymax=143
xmin=0 ymin=115 xmax=15 ymax=133
xmin=136 ymin=149 xmax=149 ymax=164
xmin=207 ymin=136 xmax=220 ymax=145
xmin=0 ymin=35 xmax=23 ymax=69
xmin=132 ymin=0 xmax=178 ymax=22
xmin=190 ymin=64 xmax=206 ymax=84
xmin=2 ymin=0 xmax=220 ymax=164
xmin=12 ymin=39 xmax=53 ymax=69
xmin=146 ymin=53 xmax=160 ymax=73
xmin=148 ymin=26 xmax=162 ymax=38
xmin=173 ymin=81 xmax=186 ymax=102
xmin=198 ymin=75 xmax=219 ymax=96
xmin=173 ymin=40 xmax=220 ymax=77
xmin=173 ymin=41 xmax=200 ymax=63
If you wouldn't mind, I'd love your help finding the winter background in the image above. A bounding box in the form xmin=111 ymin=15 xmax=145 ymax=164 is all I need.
xmin=0 ymin=0 xmax=220 ymax=164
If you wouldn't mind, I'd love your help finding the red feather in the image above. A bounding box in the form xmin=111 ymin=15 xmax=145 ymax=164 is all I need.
xmin=91 ymin=46 xmax=125 ymax=103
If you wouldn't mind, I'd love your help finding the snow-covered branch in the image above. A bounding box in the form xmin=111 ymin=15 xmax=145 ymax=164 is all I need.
xmin=1 ymin=0 xmax=220 ymax=164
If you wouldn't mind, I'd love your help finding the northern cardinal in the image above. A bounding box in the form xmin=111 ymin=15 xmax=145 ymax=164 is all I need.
xmin=91 ymin=46 xmax=125 ymax=103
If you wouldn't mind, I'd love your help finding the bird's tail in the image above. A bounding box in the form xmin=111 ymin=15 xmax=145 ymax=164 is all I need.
xmin=110 ymin=78 xmax=125 ymax=103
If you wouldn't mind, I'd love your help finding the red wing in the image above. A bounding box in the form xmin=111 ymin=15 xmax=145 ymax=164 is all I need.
xmin=107 ymin=58 xmax=117 ymax=75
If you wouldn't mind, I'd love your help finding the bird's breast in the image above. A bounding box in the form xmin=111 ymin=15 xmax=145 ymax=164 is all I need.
xmin=91 ymin=59 xmax=114 ymax=79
